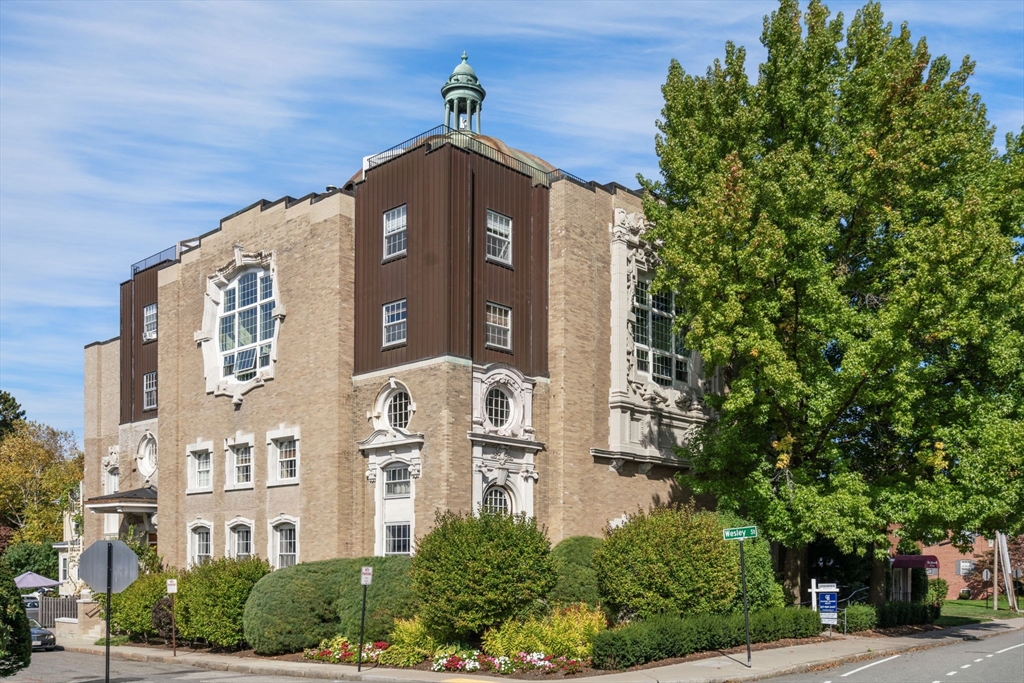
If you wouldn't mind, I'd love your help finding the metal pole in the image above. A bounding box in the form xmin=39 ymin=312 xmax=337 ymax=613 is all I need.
xmin=993 ymin=537 xmax=1000 ymax=611
xmin=740 ymin=538 xmax=752 ymax=667
xmin=171 ymin=593 xmax=176 ymax=656
xmin=357 ymin=583 xmax=367 ymax=672
xmin=105 ymin=542 xmax=112 ymax=683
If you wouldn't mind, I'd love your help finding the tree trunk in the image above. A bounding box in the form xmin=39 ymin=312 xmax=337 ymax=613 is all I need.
xmin=869 ymin=542 xmax=887 ymax=606
xmin=782 ymin=543 xmax=808 ymax=605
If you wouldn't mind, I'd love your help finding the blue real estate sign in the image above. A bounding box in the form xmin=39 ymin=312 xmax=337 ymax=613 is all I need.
xmin=819 ymin=592 xmax=838 ymax=625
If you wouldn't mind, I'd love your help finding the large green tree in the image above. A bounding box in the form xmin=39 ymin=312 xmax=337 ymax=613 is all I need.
xmin=0 ymin=392 xmax=24 ymax=443
xmin=641 ymin=0 xmax=1024 ymax=603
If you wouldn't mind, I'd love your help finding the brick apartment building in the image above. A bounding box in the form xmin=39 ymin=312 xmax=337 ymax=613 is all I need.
xmin=81 ymin=54 xmax=715 ymax=570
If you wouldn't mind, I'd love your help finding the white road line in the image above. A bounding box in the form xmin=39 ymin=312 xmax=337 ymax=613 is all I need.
xmin=961 ymin=664 xmax=971 ymax=668
xmin=996 ymin=642 xmax=1024 ymax=654
xmin=986 ymin=654 xmax=994 ymax=657
xmin=947 ymin=671 xmax=957 ymax=676
xmin=974 ymin=658 xmax=983 ymax=662
xmin=840 ymin=655 xmax=900 ymax=677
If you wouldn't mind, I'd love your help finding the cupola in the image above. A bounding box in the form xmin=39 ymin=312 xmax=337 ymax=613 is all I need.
xmin=441 ymin=51 xmax=485 ymax=133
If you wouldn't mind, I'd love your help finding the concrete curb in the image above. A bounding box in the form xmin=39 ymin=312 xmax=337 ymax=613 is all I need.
xmin=61 ymin=621 xmax=1024 ymax=683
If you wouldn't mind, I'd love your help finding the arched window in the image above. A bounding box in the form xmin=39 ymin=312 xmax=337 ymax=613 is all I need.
xmin=191 ymin=525 xmax=212 ymax=565
xmin=387 ymin=391 xmax=411 ymax=429
xmin=230 ymin=524 xmax=252 ymax=559
xmin=482 ymin=486 xmax=510 ymax=515
xmin=485 ymin=387 xmax=511 ymax=427
xmin=219 ymin=269 xmax=275 ymax=382
xmin=274 ymin=522 xmax=297 ymax=568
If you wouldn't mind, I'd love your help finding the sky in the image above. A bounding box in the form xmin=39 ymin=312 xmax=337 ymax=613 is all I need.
xmin=1 ymin=0 xmax=1022 ymax=443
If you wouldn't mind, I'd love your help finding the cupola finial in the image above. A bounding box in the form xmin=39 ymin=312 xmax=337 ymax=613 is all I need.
xmin=442 ymin=51 xmax=485 ymax=133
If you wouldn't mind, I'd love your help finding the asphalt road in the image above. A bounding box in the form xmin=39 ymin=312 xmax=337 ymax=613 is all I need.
xmin=6 ymin=650 xmax=308 ymax=683
xmin=766 ymin=630 xmax=1024 ymax=683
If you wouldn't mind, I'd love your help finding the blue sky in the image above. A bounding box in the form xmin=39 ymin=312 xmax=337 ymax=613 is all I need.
xmin=1 ymin=0 xmax=1022 ymax=442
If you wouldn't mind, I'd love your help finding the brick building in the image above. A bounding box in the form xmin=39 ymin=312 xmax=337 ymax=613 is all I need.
xmin=81 ymin=54 xmax=714 ymax=569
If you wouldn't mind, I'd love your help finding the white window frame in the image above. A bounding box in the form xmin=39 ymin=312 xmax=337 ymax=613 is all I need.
xmin=186 ymin=439 xmax=215 ymax=494
xmin=266 ymin=424 xmax=301 ymax=487
xmin=485 ymin=302 xmax=511 ymax=350
xmin=384 ymin=522 xmax=412 ymax=556
xmin=383 ymin=299 xmax=407 ymax=348
xmin=386 ymin=391 xmax=412 ymax=430
xmin=225 ymin=517 xmax=255 ymax=559
xmin=383 ymin=204 xmax=408 ymax=260
xmin=224 ymin=432 xmax=255 ymax=491
xmin=632 ymin=279 xmax=692 ymax=389
xmin=268 ymin=515 xmax=299 ymax=570
xmin=956 ymin=560 xmax=976 ymax=576
xmin=384 ymin=463 xmax=411 ymax=499
xmin=143 ymin=372 xmax=157 ymax=410
xmin=142 ymin=303 xmax=158 ymax=341
xmin=484 ymin=386 xmax=512 ymax=428
xmin=482 ymin=485 xmax=511 ymax=515
xmin=216 ymin=268 xmax=276 ymax=384
xmin=485 ymin=210 xmax=512 ymax=265
xmin=187 ymin=520 xmax=213 ymax=567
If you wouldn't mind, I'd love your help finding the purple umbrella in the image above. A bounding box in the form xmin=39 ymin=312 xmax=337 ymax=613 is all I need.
xmin=14 ymin=571 xmax=60 ymax=589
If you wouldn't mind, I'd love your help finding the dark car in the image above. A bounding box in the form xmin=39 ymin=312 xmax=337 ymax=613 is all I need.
xmin=28 ymin=619 xmax=56 ymax=651
xmin=22 ymin=595 xmax=39 ymax=623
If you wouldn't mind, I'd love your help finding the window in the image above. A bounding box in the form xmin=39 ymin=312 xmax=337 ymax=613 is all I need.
xmin=485 ymin=387 xmax=511 ymax=427
xmin=232 ymin=445 xmax=252 ymax=485
xmin=385 ymin=523 xmax=411 ymax=555
xmin=387 ymin=391 xmax=411 ymax=429
xmin=219 ymin=269 xmax=274 ymax=382
xmin=231 ymin=525 xmax=252 ymax=559
xmin=143 ymin=372 xmax=157 ymax=410
xmin=143 ymin=303 xmax=157 ymax=341
xmin=956 ymin=560 xmax=976 ymax=576
xmin=383 ymin=205 xmax=407 ymax=259
xmin=485 ymin=302 xmax=511 ymax=350
xmin=384 ymin=465 xmax=411 ymax=497
xmin=277 ymin=439 xmax=297 ymax=480
xmin=486 ymin=210 xmax=512 ymax=264
xmin=192 ymin=527 xmax=211 ymax=565
xmin=195 ymin=451 xmax=211 ymax=489
xmin=60 ymin=556 xmax=69 ymax=582
xmin=276 ymin=524 xmax=296 ymax=568
xmin=383 ymin=300 xmax=407 ymax=347
xmin=483 ymin=486 xmax=510 ymax=515
xmin=632 ymin=280 xmax=691 ymax=387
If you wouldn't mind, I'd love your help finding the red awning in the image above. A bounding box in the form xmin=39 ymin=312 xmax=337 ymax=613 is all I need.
xmin=892 ymin=554 xmax=939 ymax=570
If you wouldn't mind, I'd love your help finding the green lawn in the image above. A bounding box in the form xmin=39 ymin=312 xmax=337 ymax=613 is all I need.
xmin=936 ymin=596 xmax=1020 ymax=626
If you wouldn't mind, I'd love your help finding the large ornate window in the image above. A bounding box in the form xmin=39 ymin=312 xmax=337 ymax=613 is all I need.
xmin=632 ymin=280 xmax=690 ymax=388
xmin=483 ymin=486 xmax=510 ymax=514
xmin=136 ymin=432 xmax=157 ymax=480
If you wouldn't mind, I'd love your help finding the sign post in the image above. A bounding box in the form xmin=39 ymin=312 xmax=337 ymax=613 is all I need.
xmin=167 ymin=579 xmax=178 ymax=656
xmin=723 ymin=526 xmax=757 ymax=667
xmin=79 ymin=540 xmax=139 ymax=683
xmin=358 ymin=566 xmax=373 ymax=672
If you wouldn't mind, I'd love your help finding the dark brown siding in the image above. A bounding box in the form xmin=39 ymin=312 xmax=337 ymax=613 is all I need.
xmin=119 ymin=264 xmax=160 ymax=424
xmin=354 ymin=141 xmax=549 ymax=377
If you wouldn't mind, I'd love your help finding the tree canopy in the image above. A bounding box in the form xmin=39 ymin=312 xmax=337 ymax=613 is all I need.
xmin=641 ymin=0 xmax=1024 ymax=569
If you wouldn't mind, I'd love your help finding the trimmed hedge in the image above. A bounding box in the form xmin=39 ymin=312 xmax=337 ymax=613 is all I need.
xmin=412 ymin=510 xmax=555 ymax=640
xmin=876 ymin=601 xmax=938 ymax=628
xmin=242 ymin=556 xmax=416 ymax=655
xmin=842 ymin=604 xmax=877 ymax=632
xmin=591 ymin=607 xmax=822 ymax=669
xmin=549 ymin=536 xmax=603 ymax=608
xmin=176 ymin=556 xmax=270 ymax=649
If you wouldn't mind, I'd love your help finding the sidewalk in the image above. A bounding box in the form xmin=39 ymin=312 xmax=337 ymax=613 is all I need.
xmin=60 ymin=617 xmax=1024 ymax=683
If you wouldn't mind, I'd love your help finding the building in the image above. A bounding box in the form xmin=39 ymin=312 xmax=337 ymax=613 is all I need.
xmin=82 ymin=54 xmax=714 ymax=569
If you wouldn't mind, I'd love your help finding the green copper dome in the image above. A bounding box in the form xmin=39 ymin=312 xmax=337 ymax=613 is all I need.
xmin=442 ymin=51 xmax=485 ymax=133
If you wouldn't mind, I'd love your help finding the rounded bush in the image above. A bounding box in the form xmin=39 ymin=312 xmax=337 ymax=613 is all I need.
xmin=243 ymin=556 xmax=416 ymax=655
xmin=549 ymin=536 xmax=603 ymax=608
xmin=717 ymin=512 xmax=785 ymax=612
xmin=592 ymin=505 xmax=738 ymax=620
xmin=176 ymin=556 xmax=270 ymax=649
xmin=842 ymin=604 xmax=877 ymax=632
xmin=412 ymin=510 xmax=555 ymax=640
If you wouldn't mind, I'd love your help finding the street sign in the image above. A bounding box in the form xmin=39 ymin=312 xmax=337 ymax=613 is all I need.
xmin=819 ymin=592 xmax=838 ymax=625
xmin=723 ymin=526 xmax=758 ymax=541
xmin=982 ymin=569 xmax=992 ymax=581
xmin=166 ymin=579 xmax=178 ymax=594
xmin=361 ymin=566 xmax=373 ymax=586
xmin=79 ymin=540 xmax=138 ymax=594
xmin=817 ymin=583 xmax=838 ymax=591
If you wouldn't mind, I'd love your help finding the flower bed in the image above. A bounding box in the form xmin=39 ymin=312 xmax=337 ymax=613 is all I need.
xmin=432 ymin=649 xmax=588 ymax=675
xmin=302 ymin=636 xmax=389 ymax=664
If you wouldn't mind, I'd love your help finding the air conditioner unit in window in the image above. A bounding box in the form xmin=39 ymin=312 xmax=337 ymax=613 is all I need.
xmin=143 ymin=331 xmax=157 ymax=342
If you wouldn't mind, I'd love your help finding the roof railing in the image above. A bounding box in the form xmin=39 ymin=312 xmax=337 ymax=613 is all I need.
xmin=130 ymin=245 xmax=178 ymax=276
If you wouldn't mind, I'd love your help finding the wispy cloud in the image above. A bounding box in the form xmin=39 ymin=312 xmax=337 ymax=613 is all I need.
xmin=1 ymin=0 xmax=1021 ymax=441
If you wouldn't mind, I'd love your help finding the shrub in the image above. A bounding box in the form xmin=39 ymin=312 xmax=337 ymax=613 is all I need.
xmin=412 ymin=510 xmax=555 ymax=640
xmin=379 ymin=617 xmax=438 ymax=667
xmin=549 ymin=536 xmax=603 ymax=608
xmin=876 ymin=601 xmax=935 ymax=628
xmin=243 ymin=556 xmax=417 ymax=655
xmin=107 ymin=571 xmax=175 ymax=640
xmin=151 ymin=596 xmax=175 ymax=641
xmin=0 ymin=557 xmax=31 ymax=677
xmin=483 ymin=604 xmax=606 ymax=660
xmin=591 ymin=607 xmax=821 ymax=669
xmin=176 ymin=556 xmax=270 ymax=649
xmin=842 ymin=604 xmax=877 ymax=632
xmin=926 ymin=578 xmax=949 ymax=607
xmin=1 ymin=542 xmax=58 ymax=580
xmin=335 ymin=556 xmax=417 ymax=643
xmin=592 ymin=505 xmax=737 ymax=621
xmin=717 ymin=512 xmax=786 ymax=612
